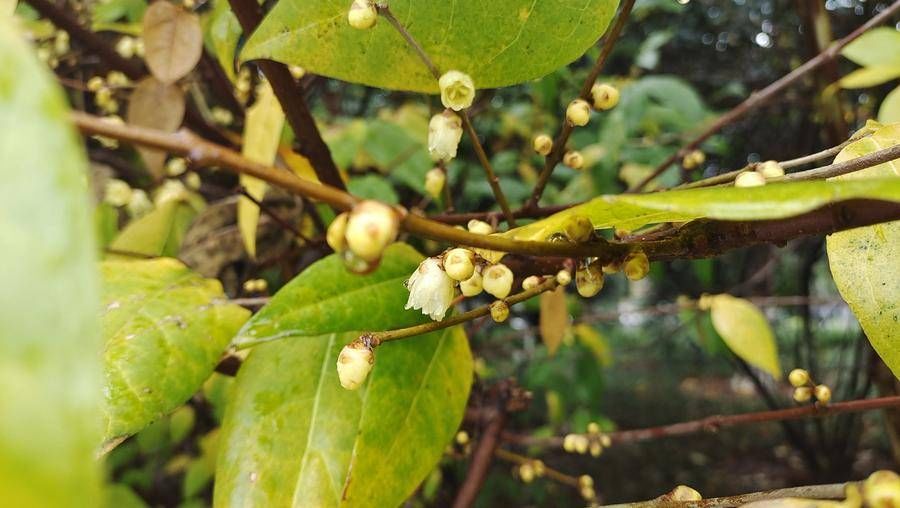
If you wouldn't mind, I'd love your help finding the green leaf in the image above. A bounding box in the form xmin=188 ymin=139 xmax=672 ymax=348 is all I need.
xmin=215 ymin=327 xmax=472 ymax=507
xmin=826 ymin=122 xmax=900 ymax=378
xmin=100 ymin=258 xmax=249 ymax=444
xmin=879 ymin=86 xmax=900 ymax=123
xmin=202 ymin=0 xmax=241 ymax=81
xmin=347 ymin=174 xmax=400 ymax=204
xmin=703 ymin=294 xmax=781 ymax=379
xmin=0 ymin=21 xmax=103 ymax=506
xmin=233 ymin=243 xmax=429 ymax=349
xmin=109 ymin=196 xmax=203 ymax=257
xmin=837 ymin=64 xmax=900 ymax=89
xmin=241 ymin=0 xmax=620 ymax=93
xmin=841 ymin=27 xmax=900 ymax=68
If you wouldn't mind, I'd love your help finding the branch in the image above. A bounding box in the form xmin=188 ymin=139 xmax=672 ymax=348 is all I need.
xmin=494 ymin=449 xmax=580 ymax=488
xmin=526 ymin=0 xmax=636 ymax=208
xmin=226 ymin=0 xmax=347 ymax=193
xmin=601 ymin=483 xmax=846 ymax=508
xmin=629 ymin=0 xmax=900 ymax=192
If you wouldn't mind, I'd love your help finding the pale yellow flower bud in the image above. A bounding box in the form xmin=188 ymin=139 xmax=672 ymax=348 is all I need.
xmin=126 ymin=189 xmax=153 ymax=218
xmin=115 ymin=36 xmax=135 ymax=59
xmin=735 ymin=171 xmax=765 ymax=188
xmin=587 ymin=422 xmax=600 ymax=434
xmin=578 ymin=475 xmax=594 ymax=489
xmin=185 ymin=172 xmax=201 ymax=190
xmin=460 ymin=271 xmax=484 ymax=297
xmin=556 ymin=270 xmax=572 ymax=286
xmin=345 ymin=200 xmax=399 ymax=262
xmin=591 ymin=83 xmax=619 ymax=110
xmin=563 ymin=434 xmax=578 ymax=453
xmin=522 ymin=275 xmax=541 ymax=291
xmin=563 ymin=150 xmax=584 ymax=170
xmin=428 ymin=111 xmax=463 ymax=161
xmin=347 ymin=0 xmax=377 ymax=30
xmin=166 ymin=157 xmax=187 ymax=177
xmin=682 ymin=149 xmax=706 ymax=170
xmin=87 ymin=76 xmax=105 ymax=92
xmin=670 ymin=485 xmax=702 ymax=501
xmin=814 ymin=384 xmax=831 ymax=404
xmin=483 ymin=264 xmax=514 ymax=299
xmin=793 ymin=386 xmax=812 ymax=403
xmin=589 ymin=440 xmax=603 ymax=457
xmin=564 ymin=215 xmax=593 ymax=242
xmin=566 ymin=99 xmax=591 ymax=127
xmin=518 ymin=463 xmax=535 ymax=483
xmin=467 ymin=219 xmax=493 ymax=235
xmin=532 ymin=134 xmax=553 ymax=156
xmin=326 ymin=212 xmax=350 ymax=252
xmin=788 ymin=368 xmax=810 ymax=388
xmin=104 ymin=178 xmax=132 ymax=207
xmin=573 ymin=434 xmax=589 ymax=454
xmin=490 ymin=300 xmax=509 ymax=322
xmin=580 ymin=485 xmax=597 ymax=501
xmin=106 ymin=71 xmax=130 ymax=87
xmin=424 ymin=168 xmax=446 ymax=199
xmin=439 ymin=70 xmax=476 ymax=111
xmin=758 ymin=160 xmax=785 ymax=179
xmin=211 ymin=107 xmax=234 ymax=126
xmin=863 ymin=470 xmax=900 ymax=508
xmin=576 ymin=261 xmax=604 ymax=298
xmin=455 ymin=431 xmax=470 ymax=445
xmin=623 ymin=251 xmax=650 ymax=281
xmin=444 ymin=248 xmax=476 ymax=281
xmin=336 ymin=341 xmax=374 ymax=390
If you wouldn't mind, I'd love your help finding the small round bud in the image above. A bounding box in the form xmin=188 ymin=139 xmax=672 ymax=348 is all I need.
xmin=623 ymin=251 xmax=650 ymax=281
xmin=589 ymin=440 xmax=603 ymax=457
xmin=345 ymin=200 xmax=399 ymax=262
xmin=564 ymin=215 xmax=593 ymax=242
xmin=735 ymin=171 xmax=766 ymax=188
xmin=757 ymin=160 xmax=785 ymax=179
xmin=482 ymin=264 xmax=514 ymax=299
xmin=599 ymin=434 xmax=611 ymax=448
xmin=566 ymin=99 xmax=591 ymax=127
xmin=106 ymin=71 xmax=129 ymax=87
xmin=556 ymin=270 xmax=572 ymax=286
xmin=563 ymin=434 xmax=578 ymax=453
xmin=87 ymin=76 xmax=105 ymax=92
xmin=580 ymin=485 xmax=596 ymax=501
xmin=166 ymin=157 xmax=187 ymax=177
xmin=563 ymin=150 xmax=584 ymax=170
xmin=788 ymin=368 xmax=810 ymax=388
xmin=444 ymin=248 xmax=476 ymax=281
xmin=578 ymin=475 xmax=594 ymax=489
xmin=532 ymin=460 xmax=545 ymax=477
xmin=863 ymin=470 xmax=900 ymax=508
xmin=532 ymin=134 xmax=553 ymax=156
xmin=428 ymin=111 xmax=464 ymax=161
xmin=104 ymin=178 xmax=132 ymax=207
xmin=455 ymin=431 xmax=470 ymax=445
xmin=793 ymin=386 xmax=812 ymax=403
xmin=814 ymin=384 xmax=831 ymax=404
xmin=126 ymin=189 xmax=153 ymax=217
xmin=424 ymin=168 xmax=446 ymax=199
xmin=289 ymin=66 xmax=306 ymax=79
xmin=573 ymin=434 xmax=589 ymax=454
xmin=522 ymin=275 xmax=541 ymax=291
xmin=467 ymin=219 xmax=494 ymax=235
xmin=518 ymin=463 xmax=535 ymax=483
xmin=591 ymin=83 xmax=619 ymax=110
xmin=670 ymin=485 xmax=702 ymax=501
xmin=115 ymin=36 xmax=136 ymax=58
xmin=682 ymin=149 xmax=706 ymax=170
xmin=347 ymin=0 xmax=377 ymax=30
xmin=576 ymin=261 xmax=604 ymax=298
xmin=211 ymin=107 xmax=234 ymax=126
xmin=327 ymin=212 xmax=350 ymax=253
xmin=336 ymin=341 xmax=374 ymax=390
xmin=438 ymin=70 xmax=476 ymax=111
xmin=460 ymin=271 xmax=484 ymax=297
xmin=185 ymin=172 xmax=201 ymax=190
xmin=587 ymin=422 xmax=600 ymax=434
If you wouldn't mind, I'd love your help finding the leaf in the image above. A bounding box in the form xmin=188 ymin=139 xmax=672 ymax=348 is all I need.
xmin=241 ymin=0 xmax=620 ymax=93
xmin=837 ymin=65 xmax=900 ymax=89
xmin=126 ymin=76 xmax=186 ymax=179
xmin=202 ymin=0 xmax=241 ymax=81
xmin=100 ymin=258 xmax=249 ymax=444
xmin=109 ymin=195 xmax=203 ymax=257
xmin=841 ymin=27 xmax=900 ymax=68
xmin=239 ymin=81 xmax=285 ymax=258
xmin=347 ymin=174 xmax=400 ymax=204
xmin=142 ymin=1 xmax=203 ymax=84
xmin=0 ymin=21 xmax=103 ymax=506
xmin=539 ymin=286 xmax=568 ymax=356
xmin=573 ymin=324 xmax=612 ymax=367
xmin=879 ymin=86 xmax=900 ymax=123
xmin=2 ymin=0 xmax=16 ymax=16
xmin=215 ymin=328 xmax=472 ymax=507
xmin=232 ymin=243 xmax=431 ymax=349
xmin=704 ymin=294 xmax=781 ymax=379
xmin=826 ymin=123 xmax=900 ymax=378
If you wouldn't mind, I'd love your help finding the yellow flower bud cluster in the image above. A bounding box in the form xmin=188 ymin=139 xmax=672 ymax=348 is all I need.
xmin=788 ymin=368 xmax=831 ymax=405
xmin=562 ymin=422 xmax=612 ymax=459
xmin=326 ymin=200 xmax=400 ymax=273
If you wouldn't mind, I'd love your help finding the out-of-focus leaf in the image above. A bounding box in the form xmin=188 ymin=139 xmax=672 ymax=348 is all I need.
xmin=0 ymin=20 xmax=103 ymax=507
xmin=703 ymin=294 xmax=781 ymax=379
xmin=233 ymin=243 xmax=430 ymax=349
xmin=539 ymin=286 xmax=568 ymax=356
xmin=109 ymin=194 xmax=203 ymax=257
xmin=103 ymin=485 xmax=148 ymax=508
xmin=573 ymin=324 xmax=612 ymax=367
xmin=215 ymin=327 xmax=472 ymax=507
xmin=143 ymin=1 xmax=203 ymax=84
xmin=837 ymin=65 xmax=900 ymax=89
xmin=279 ymin=146 xmax=321 ymax=183
xmin=2 ymin=0 xmax=16 ymax=16
xmin=126 ymin=76 xmax=186 ymax=179
xmin=826 ymin=123 xmax=900 ymax=378
xmin=238 ymin=81 xmax=285 ymax=258
xmin=841 ymin=27 xmax=900 ymax=68
xmin=242 ymin=0 xmax=619 ymax=93
xmin=100 ymin=258 xmax=249 ymax=445
xmin=91 ymin=0 xmax=146 ymax=24
xmin=879 ymin=86 xmax=900 ymax=123
xmin=202 ymin=0 xmax=241 ymax=81
xmin=635 ymin=31 xmax=672 ymax=70
xmin=347 ymin=174 xmax=399 ymax=204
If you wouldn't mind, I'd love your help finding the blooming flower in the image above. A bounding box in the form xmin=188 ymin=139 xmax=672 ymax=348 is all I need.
xmin=405 ymin=257 xmax=456 ymax=321
xmin=427 ymin=110 xmax=463 ymax=161
xmin=438 ymin=70 xmax=475 ymax=111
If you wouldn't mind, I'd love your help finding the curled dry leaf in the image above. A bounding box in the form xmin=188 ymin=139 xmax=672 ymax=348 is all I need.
xmin=142 ymin=1 xmax=203 ymax=84
xmin=539 ymin=286 xmax=568 ymax=356
xmin=126 ymin=76 xmax=186 ymax=179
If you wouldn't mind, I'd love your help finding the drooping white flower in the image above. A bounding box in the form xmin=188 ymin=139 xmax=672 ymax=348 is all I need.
xmin=428 ymin=110 xmax=463 ymax=161
xmin=405 ymin=257 xmax=456 ymax=321
xmin=438 ymin=70 xmax=475 ymax=111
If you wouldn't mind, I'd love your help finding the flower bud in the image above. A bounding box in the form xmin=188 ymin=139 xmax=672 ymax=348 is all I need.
xmin=345 ymin=200 xmax=399 ymax=262
xmin=428 ymin=110 xmax=463 ymax=161
xmin=107 ymin=71 xmax=129 ymax=87
xmin=439 ymin=70 xmax=475 ymax=111
xmin=587 ymin=422 xmax=600 ymax=434
xmin=104 ymin=178 xmax=132 ymax=207
xmin=405 ymin=257 xmax=456 ymax=321
xmin=115 ymin=36 xmax=135 ymax=59
xmin=591 ymin=83 xmax=619 ymax=110
xmin=863 ymin=470 xmax=900 ymax=508
xmin=211 ymin=106 xmax=234 ymax=126
xmin=578 ymin=475 xmax=594 ymax=489
xmin=460 ymin=271 xmax=484 ymax=297
xmin=576 ymin=261 xmax=604 ymax=297
xmin=126 ymin=189 xmax=153 ymax=218
xmin=533 ymin=134 xmax=553 ymax=156
xmin=336 ymin=341 xmax=375 ymax=390
xmin=758 ymin=160 xmax=785 ymax=179
xmin=467 ymin=219 xmax=493 ymax=235
xmin=580 ymin=485 xmax=597 ymax=501
xmin=566 ymin=99 xmax=591 ymax=126
xmin=424 ymin=168 xmax=446 ymax=199
xmin=455 ymin=431 xmax=470 ymax=445
xmin=326 ymin=212 xmax=350 ymax=252
xmin=682 ymin=149 xmax=706 ymax=170
xmin=444 ymin=248 xmax=475 ymax=281
xmin=166 ymin=157 xmax=187 ymax=177
xmin=735 ymin=171 xmax=766 ymax=188
xmin=556 ymin=270 xmax=572 ymax=286
xmin=623 ymin=251 xmax=650 ymax=281
xmin=564 ymin=215 xmax=593 ymax=242
xmin=518 ymin=463 xmax=535 ymax=483
xmin=347 ymin=0 xmax=377 ymax=30
xmin=788 ymin=368 xmax=810 ymax=388
xmin=532 ymin=460 xmax=545 ymax=477
xmin=490 ymin=300 xmax=510 ymax=322
xmin=599 ymin=434 xmax=612 ymax=447
xmin=563 ymin=434 xmax=578 ymax=453
xmin=522 ymin=275 xmax=541 ymax=291
xmin=589 ymin=440 xmax=603 ymax=457
xmin=563 ymin=150 xmax=584 ymax=170
xmin=87 ymin=76 xmax=105 ymax=92
xmin=814 ymin=384 xmax=831 ymax=404
xmin=573 ymin=434 xmax=589 ymax=454
xmin=793 ymin=386 xmax=812 ymax=403
xmin=670 ymin=486 xmax=702 ymax=501
xmin=483 ymin=264 xmax=514 ymax=299
xmin=184 ymin=172 xmax=201 ymax=190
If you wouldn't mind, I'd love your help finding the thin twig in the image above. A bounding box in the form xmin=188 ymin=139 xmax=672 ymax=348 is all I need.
xmin=602 ymin=483 xmax=847 ymax=508
xmin=630 ymin=1 xmax=900 ymax=192
xmin=377 ymin=6 xmax=440 ymax=80
xmin=453 ymin=389 xmax=512 ymax=508
xmin=494 ymin=448 xmax=580 ymax=488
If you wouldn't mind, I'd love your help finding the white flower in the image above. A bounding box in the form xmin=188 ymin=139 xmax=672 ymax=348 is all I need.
xmin=336 ymin=342 xmax=374 ymax=390
xmin=405 ymin=257 xmax=456 ymax=321
xmin=439 ymin=70 xmax=475 ymax=111
xmin=348 ymin=0 xmax=377 ymax=30
xmin=428 ymin=111 xmax=463 ymax=161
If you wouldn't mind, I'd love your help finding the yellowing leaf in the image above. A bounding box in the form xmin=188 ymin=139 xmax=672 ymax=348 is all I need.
xmin=573 ymin=324 xmax=612 ymax=367
xmin=838 ymin=65 xmax=900 ymax=89
xmin=279 ymin=145 xmax=320 ymax=183
xmin=841 ymin=27 xmax=900 ymax=68
xmin=706 ymin=294 xmax=781 ymax=379
xmin=126 ymin=77 xmax=186 ymax=179
xmin=879 ymin=86 xmax=900 ymax=124
xmin=143 ymin=1 xmax=203 ymax=84
xmin=539 ymin=286 xmax=568 ymax=356
xmin=109 ymin=194 xmax=204 ymax=257
xmin=238 ymin=81 xmax=285 ymax=257
xmin=826 ymin=123 xmax=900 ymax=378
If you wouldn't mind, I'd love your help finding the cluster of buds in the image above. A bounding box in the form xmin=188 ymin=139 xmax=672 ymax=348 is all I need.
xmin=326 ymin=200 xmax=401 ymax=273
xmin=579 ymin=475 xmax=597 ymax=502
xmin=242 ymin=278 xmax=268 ymax=293
xmin=336 ymin=338 xmax=375 ymax=390
xmin=515 ymin=459 xmax=545 ymax=484
xmin=564 ymin=82 xmax=621 ymax=129
xmin=87 ymin=72 xmax=130 ymax=115
xmin=348 ymin=0 xmax=377 ymax=30
xmin=735 ymin=160 xmax=786 ymax=188
xmin=114 ymin=35 xmax=144 ymax=59
xmin=788 ymin=368 xmax=831 ymax=404
xmin=33 ymin=29 xmax=71 ymax=69
xmin=682 ymin=149 xmax=706 ymax=170
xmin=562 ymin=422 xmax=612 ymax=457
